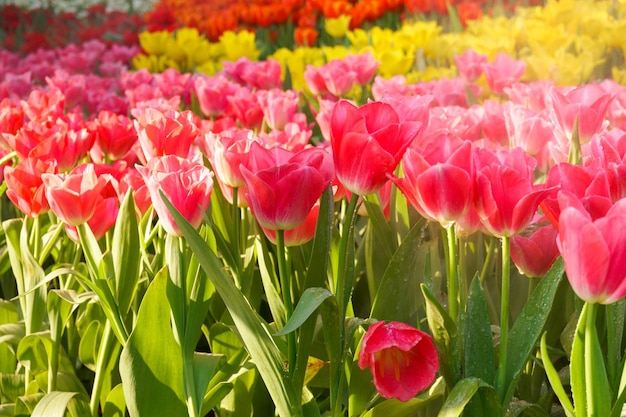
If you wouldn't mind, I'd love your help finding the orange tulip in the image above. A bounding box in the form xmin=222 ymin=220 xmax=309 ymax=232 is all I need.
xmin=294 ymin=26 xmax=318 ymax=47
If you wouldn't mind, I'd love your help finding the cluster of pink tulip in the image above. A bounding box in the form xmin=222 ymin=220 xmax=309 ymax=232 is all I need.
xmin=3 ymin=36 xmax=626 ymax=406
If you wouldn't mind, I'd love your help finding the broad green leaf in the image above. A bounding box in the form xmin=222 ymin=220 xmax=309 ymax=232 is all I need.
xmin=0 ymin=374 xmax=25 ymax=403
xmin=506 ymin=402 xmax=552 ymax=417
xmin=362 ymin=377 xmax=445 ymax=417
xmin=17 ymin=332 xmax=51 ymax=374
xmin=0 ymin=299 xmax=18 ymax=325
xmin=201 ymin=382 xmax=233 ymax=416
xmin=102 ymin=383 xmax=126 ymax=417
xmin=119 ymin=268 xmax=187 ymax=417
xmin=303 ymin=186 xmax=333 ymax=290
xmin=438 ymin=377 xmax=501 ymax=417
xmin=276 ymin=287 xmax=332 ymax=336
xmin=112 ymin=190 xmax=141 ymax=317
xmin=464 ymin=275 xmax=495 ymax=384
xmin=0 ymin=404 xmax=14 ymax=416
xmin=163 ymin=192 xmax=301 ymax=417
xmin=539 ymin=333 xmax=574 ymax=417
xmin=570 ymin=303 xmax=586 ymax=415
xmin=255 ymin=237 xmax=286 ymax=328
xmin=0 ymin=343 xmax=16 ymax=374
xmin=363 ymin=195 xmax=396 ymax=259
xmin=421 ymin=283 xmax=460 ymax=387
xmin=193 ymin=352 xmax=225 ymax=415
xmin=31 ymin=391 xmax=89 ymax=417
xmin=586 ymin=304 xmax=611 ymax=417
xmin=370 ymin=219 xmax=427 ymax=323
xmin=15 ymin=393 xmax=44 ymax=417
xmin=3 ymin=219 xmax=47 ymax=334
xmin=502 ymin=258 xmax=564 ymax=406
xmin=78 ymin=320 xmax=102 ymax=372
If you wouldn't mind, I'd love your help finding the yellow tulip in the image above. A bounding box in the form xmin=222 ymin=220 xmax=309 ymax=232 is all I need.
xmin=220 ymin=30 xmax=261 ymax=62
xmin=324 ymin=15 xmax=352 ymax=39
xmin=138 ymin=30 xmax=172 ymax=56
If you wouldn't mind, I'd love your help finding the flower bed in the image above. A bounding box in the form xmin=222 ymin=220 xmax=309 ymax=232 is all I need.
xmin=0 ymin=1 xmax=626 ymax=416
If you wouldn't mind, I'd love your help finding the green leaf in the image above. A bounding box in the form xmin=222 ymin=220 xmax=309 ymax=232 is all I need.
xmin=119 ymin=268 xmax=187 ymax=417
xmin=192 ymin=352 xmax=225 ymax=414
xmin=570 ymin=303 xmax=586 ymax=415
xmin=421 ymin=283 xmax=460 ymax=387
xmin=31 ymin=391 xmax=89 ymax=417
xmin=464 ymin=275 xmax=495 ymax=384
xmin=15 ymin=393 xmax=44 ymax=417
xmin=539 ymin=333 xmax=574 ymax=417
xmin=303 ymin=186 xmax=333 ymax=290
xmin=0 ymin=299 xmax=18 ymax=325
xmin=201 ymin=382 xmax=233 ymax=416
xmin=276 ymin=287 xmax=332 ymax=336
xmin=112 ymin=190 xmax=141 ymax=317
xmin=370 ymin=219 xmax=427 ymax=323
xmin=102 ymin=384 xmax=126 ymax=417
xmin=361 ymin=377 xmax=445 ymax=417
xmin=586 ymin=304 xmax=611 ymax=417
xmin=162 ymin=192 xmax=301 ymax=417
xmin=502 ymin=258 xmax=564 ymax=406
xmin=506 ymin=401 xmax=552 ymax=417
xmin=438 ymin=377 xmax=501 ymax=417
xmin=256 ymin=238 xmax=287 ymax=329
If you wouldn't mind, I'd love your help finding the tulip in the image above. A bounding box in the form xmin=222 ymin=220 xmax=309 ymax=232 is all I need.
xmin=41 ymin=163 xmax=109 ymax=226
xmin=241 ymin=143 xmax=334 ymax=231
xmin=474 ymin=147 xmax=554 ymax=237
xmin=261 ymin=203 xmax=320 ymax=247
xmin=511 ymin=221 xmax=559 ymax=278
xmin=454 ymin=49 xmax=488 ymax=83
xmin=330 ymin=99 xmax=423 ymax=196
xmin=557 ymin=192 xmax=626 ymax=304
xmin=4 ymin=157 xmax=57 ymax=218
xmin=358 ymin=321 xmax=439 ymax=402
xmin=192 ymin=74 xmax=238 ymax=118
xmin=91 ymin=110 xmax=138 ymax=162
xmin=481 ymin=53 xmax=526 ymax=95
xmin=136 ymin=154 xmax=214 ymax=236
xmin=392 ymin=135 xmax=473 ymax=228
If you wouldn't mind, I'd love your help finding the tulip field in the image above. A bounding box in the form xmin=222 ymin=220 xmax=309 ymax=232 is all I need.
xmin=1 ymin=0 xmax=626 ymax=416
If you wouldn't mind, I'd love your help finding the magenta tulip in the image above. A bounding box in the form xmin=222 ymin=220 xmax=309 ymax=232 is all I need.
xmin=137 ymin=154 xmax=214 ymax=236
xmin=330 ymin=99 xmax=423 ymax=196
xmin=241 ymin=143 xmax=333 ymax=231
xmin=358 ymin=321 xmax=439 ymax=402
xmin=557 ymin=192 xmax=626 ymax=304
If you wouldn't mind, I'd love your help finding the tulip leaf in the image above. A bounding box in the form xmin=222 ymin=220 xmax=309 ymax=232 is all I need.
xmin=162 ymin=192 xmax=301 ymax=417
xmin=360 ymin=379 xmax=444 ymax=417
xmin=505 ymin=401 xmax=552 ymax=417
xmin=276 ymin=287 xmax=332 ymax=336
xmin=464 ymin=275 xmax=495 ymax=384
xmin=119 ymin=267 xmax=187 ymax=417
xmin=370 ymin=218 xmax=427 ymax=323
xmin=421 ymin=283 xmax=461 ymax=387
xmin=256 ymin=238 xmax=287 ymax=329
xmin=539 ymin=333 xmax=574 ymax=417
xmin=111 ymin=190 xmax=141 ymax=318
xmin=30 ymin=391 xmax=90 ymax=417
xmin=102 ymin=383 xmax=126 ymax=417
xmin=502 ymin=257 xmax=564 ymax=406
xmin=438 ymin=377 xmax=501 ymax=417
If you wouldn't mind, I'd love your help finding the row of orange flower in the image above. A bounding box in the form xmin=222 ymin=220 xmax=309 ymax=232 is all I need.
xmin=146 ymin=0 xmax=544 ymax=44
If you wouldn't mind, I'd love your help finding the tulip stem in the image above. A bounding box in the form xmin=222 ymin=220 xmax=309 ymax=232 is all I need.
xmin=584 ymin=302 xmax=599 ymax=417
xmin=497 ymin=235 xmax=511 ymax=401
xmin=232 ymin=187 xmax=242 ymax=286
xmin=276 ymin=230 xmax=296 ymax=377
xmin=89 ymin=321 xmax=119 ymax=417
xmin=445 ymin=226 xmax=459 ymax=322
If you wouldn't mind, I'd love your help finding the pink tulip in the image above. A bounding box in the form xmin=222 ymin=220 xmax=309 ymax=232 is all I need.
xmin=481 ymin=53 xmax=526 ymax=95
xmin=133 ymin=108 xmax=199 ymax=163
xmin=256 ymin=89 xmax=301 ymax=131
xmin=304 ymin=60 xmax=358 ymax=98
xmin=549 ymin=84 xmax=612 ymax=145
xmin=392 ymin=135 xmax=474 ymax=228
xmin=202 ymin=128 xmax=256 ymax=189
xmin=258 ymin=116 xmax=312 ymax=151
xmin=91 ymin=110 xmax=138 ymax=162
xmin=42 ymin=163 xmax=109 ymax=226
xmin=480 ymin=100 xmax=508 ymax=147
xmin=0 ymin=98 xmax=24 ymax=135
xmin=137 ymin=155 xmax=214 ymax=236
xmin=4 ymin=157 xmax=57 ymax=218
xmin=511 ymin=221 xmax=559 ymax=278
xmin=557 ymin=192 xmax=626 ymax=304
xmin=431 ymin=77 xmax=481 ymax=107
xmin=241 ymin=143 xmax=333 ymax=230
xmin=226 ymin=87 xmax=264 ymax=130
xmin=344 ymin=52 xmax=380 ymax=86
xmin=223 ymin=57 xmax=282 ymax=90
xmin=192 ymin=74 xmax=238 ymax=118
xmin=330 ymin=99 xmax=423 ymax=196
xmin=454 ymin=49 xmax=488 ymax=82
xmin=358 ymin=321 xmax=439 ymax=402
xmin=474 ymin=147 xmax=553 ymax=237
xmin=261 ymin=203 xmax=320 ymax=247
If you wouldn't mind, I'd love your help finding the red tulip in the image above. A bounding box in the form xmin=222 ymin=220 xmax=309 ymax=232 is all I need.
xmin=136 ymin=154 xmax=214 ymax=236
xmin=474 ymin=147 xmax=553 ymax=237
xmin=557 ymin=192 xmax=626 ymax=304
xmin=392 ymin=135 xmax=473 ymax=228
xmin=358 ymin=321 xmax=439 ymax=402
xmin=330 ymin=99 xmax=423 ymax=196
xmin=4 ymin=157 xmax=57 ymax=218
xmin=510 ymin=221 xmax=559 ymax=278
xmin=41 ymin=163 xmax=109 ymax=226
xmin=241 ymin=143 xmax=334 ymax=230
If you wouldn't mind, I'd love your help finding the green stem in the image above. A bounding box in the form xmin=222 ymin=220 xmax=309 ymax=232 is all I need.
xmin=89 ymin=322 xmax=118 ymax=417
xmin=446 ymin=226 xmax=459 ymax=322
xmin=497 ymin=235 xmax=511 ymax=401
xmin=232 ymin=187 xmax=242 ymax=286
xmin=331 ymin=194 xmax=360 ymax=417
xmin=276 ymin=230 xmax=296 ymax=377
xmin=585 ymin=302 xmax=598 ymax=417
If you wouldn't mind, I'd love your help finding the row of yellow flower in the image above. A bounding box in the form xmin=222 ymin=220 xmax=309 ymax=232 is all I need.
xmin=133 ymin=0 xmax=626 ymax=91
